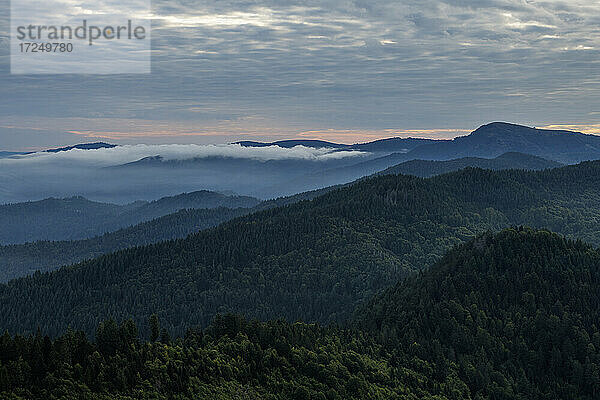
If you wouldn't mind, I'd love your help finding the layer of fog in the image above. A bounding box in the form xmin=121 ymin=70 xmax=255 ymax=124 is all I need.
xmin=0 ymin=144 xmax=371 ymax=204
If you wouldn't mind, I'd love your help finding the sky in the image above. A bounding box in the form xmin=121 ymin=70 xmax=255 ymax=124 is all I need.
xmin=2 ymin=0 xmax=600 ymax=151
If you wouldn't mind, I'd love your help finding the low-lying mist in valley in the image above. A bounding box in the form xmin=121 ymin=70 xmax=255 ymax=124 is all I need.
xmin=0 ymin=144 xmax=371 ymax=203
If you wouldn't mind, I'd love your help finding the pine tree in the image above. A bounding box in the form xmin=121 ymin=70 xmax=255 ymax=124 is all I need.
xmin=149 ymin=314 xmax=159 ymax=342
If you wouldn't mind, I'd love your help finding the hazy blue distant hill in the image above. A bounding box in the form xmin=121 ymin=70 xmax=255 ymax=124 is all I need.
xmin=378 ymin=152 xmax=562 ymax=177
xmin=258 ymin=152 xmax=414 ymax=196
xmin=5 ymin=123 xmax=596 ymax=203
xmin=44 ymin=142 xmax=117 ymax=153
xmin=261 ymin=123 xmax=600 ymax=196
xmin=0 ymin=191 xmax=260 ymax=245
xmin=111 ymin=154 xmax=373 ymax=200
xmin=349 ymin=137 xmax=439 ymax=153
xmin=0 ymin=151 xmax=31 ymax=158
xmin=0 ymin=196 xmax=132 ymax=244
xmin=404 ymin=122 xmax=600 ymax=163
xmin=233 ymin=123 xmax=600 ymax=164
xmin=264 ymin=151 xmax=561 ymax=197
xmin=147 ymin=125 xmax=600 ymax=199
xmin=0 ymin=207 xmax=250 ymax=282
xmin=127 ymin=190 xmax=260 ymax=219
xmin=0 ymin=143 xmax=113 ymax=157
xmin=280 ymin=124 xmax=600 ymax=196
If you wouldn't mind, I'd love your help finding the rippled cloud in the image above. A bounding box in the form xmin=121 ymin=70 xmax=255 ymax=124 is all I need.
xmin=1 ymin=0 xmax=600 ymax=149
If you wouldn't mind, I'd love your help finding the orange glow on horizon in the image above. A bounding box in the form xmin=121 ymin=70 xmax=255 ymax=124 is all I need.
xmin=6 ymin=115 xmax=600 ymax=152
xmin=537 ymin=124 xmax=600 ymax=135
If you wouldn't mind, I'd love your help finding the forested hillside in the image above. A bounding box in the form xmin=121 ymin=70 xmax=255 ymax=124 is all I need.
xmin=3 ymin=229 xmax=600 ymax=399
xmin=0 ymin=152 xmax=561 ymax=281
xmin=358 ymin=228 xmax=600 ymax=399
xmin=2 ymin=151 xmax=558 ymax=280
xmin=378 ymin=152 xmax=561 ymax=177
xmin=0 ymin=191 xmax=260 ymax=244
xmin=269 ymin=150 xmax=561 ymax=197
xmin=0 ymin=315 xmax=456 ymax=400
xmin=0 ymin=173 xmax=500 ymax=336
xmin=0 ymin=197 xmax=137 ymax=244
xmin=0 ymin=186 xmax=340 ymax=281
xmin=4 ymin=162 xmax=600 ymax=337
xmin=0 ymin=208 xmax=250 ymax=282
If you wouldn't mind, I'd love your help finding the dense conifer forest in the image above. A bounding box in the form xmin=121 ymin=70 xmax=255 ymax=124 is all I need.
xmin=2 ymin=229 xmax=600 ymax=399
xmin=0 ymin=185 xmax=339 ymax=281
xmin=358 ymin=228 xmax=600 ymax=399
xmin=4 ymin=163 xmax=600 ymax=337
xmin=0 ymin=207 xmax=250 ymax=282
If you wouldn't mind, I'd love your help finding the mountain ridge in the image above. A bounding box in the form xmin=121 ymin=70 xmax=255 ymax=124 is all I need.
xmin=0 ymin=191 xmax=260 ymax=245
xmin=0 ymin=185 xmax=343 ymax=281
xmin=44 ymin=142 xmax=117 ymax=153
xmin=233 ymin=123 xmax=600 ymax=197
xmin=404 ymin=122 xmax=600 ymax=163
xmin=234 ymin=137 xmax=439 ymax=152
xmin=377 ymin=151 xmax=562 ymax=177
xmin=8 ymin=122 xmax=599 ymax=201
xmin=5 ymin=161 xmax=600 ymax=336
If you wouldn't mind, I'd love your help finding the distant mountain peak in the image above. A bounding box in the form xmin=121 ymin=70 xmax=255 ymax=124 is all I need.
xmin=477 ymin=121 xmax=528 ymax=129
xmin=471 ymin=122 xmax=583 ymax=137
xmin=470 ymin=122 xmax=535 ymax=135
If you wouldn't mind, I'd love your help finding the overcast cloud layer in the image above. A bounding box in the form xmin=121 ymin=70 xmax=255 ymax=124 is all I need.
xmin=1 ymin=0 xmax=600 ymax=149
